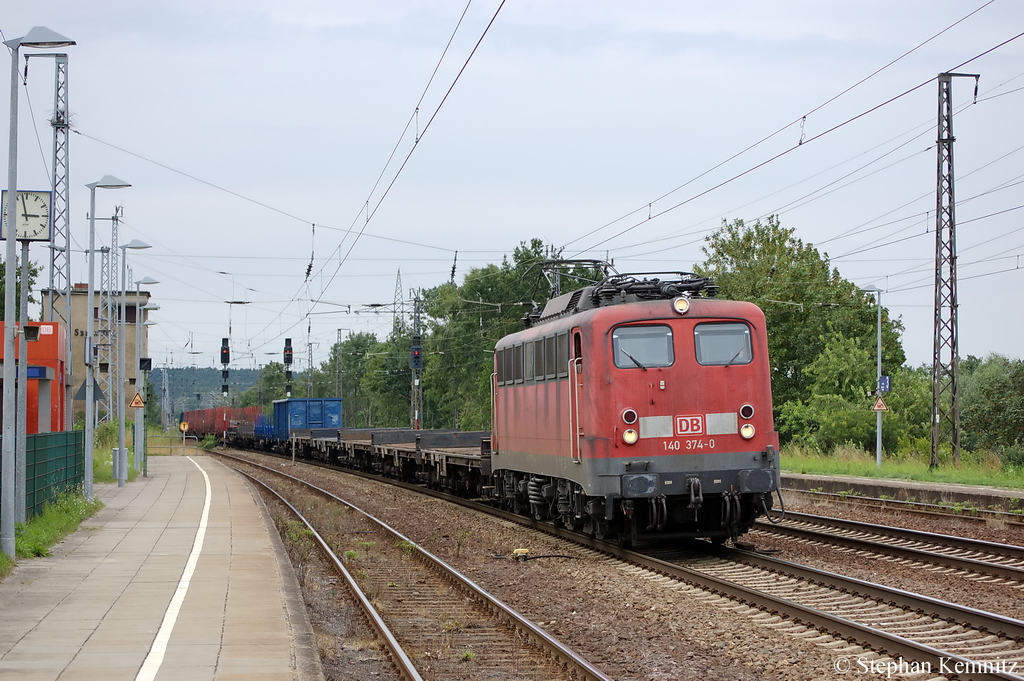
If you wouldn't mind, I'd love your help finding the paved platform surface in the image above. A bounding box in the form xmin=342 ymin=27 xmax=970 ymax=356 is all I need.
xmin=0 ymin=456 xmax=323 ymax=681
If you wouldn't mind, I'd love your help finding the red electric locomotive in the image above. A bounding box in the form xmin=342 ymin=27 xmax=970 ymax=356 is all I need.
xmin=490 ymin=270 xmax=780 ymax=544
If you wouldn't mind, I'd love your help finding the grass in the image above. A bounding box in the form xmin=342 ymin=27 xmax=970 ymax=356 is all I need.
xmin=90 ymin=421 xmax=142 ymax=484
xmin=782 ymin=443 xmax=1024 ymax=491
xmin=0 ymin=489 xmax=103 ymax=580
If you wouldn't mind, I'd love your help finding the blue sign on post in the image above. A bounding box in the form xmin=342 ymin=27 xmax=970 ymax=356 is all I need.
xmin=879 ymin=375 xmax=891 ymax=393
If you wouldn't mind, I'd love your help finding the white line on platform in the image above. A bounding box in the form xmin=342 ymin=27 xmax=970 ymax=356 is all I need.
xmin=135 ymin=457 xmax=212 ymax=681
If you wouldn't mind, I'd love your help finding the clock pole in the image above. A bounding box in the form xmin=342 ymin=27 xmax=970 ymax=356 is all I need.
xmin=15 ymin=239 xmax=29 ymax=523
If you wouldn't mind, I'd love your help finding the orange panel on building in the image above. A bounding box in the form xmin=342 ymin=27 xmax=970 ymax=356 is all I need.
xmin=0 ymin=321 xmax=68 ymax=433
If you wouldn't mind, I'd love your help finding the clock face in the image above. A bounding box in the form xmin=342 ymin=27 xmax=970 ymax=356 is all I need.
xmin=1 ymin=190 xmax=53 ymax=241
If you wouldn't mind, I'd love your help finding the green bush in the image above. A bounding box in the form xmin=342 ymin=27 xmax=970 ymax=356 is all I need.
xmin=999 ymin=446 xmax=1024 ymax=471
xmin=198 ymin=434 xmax=219 ymax=450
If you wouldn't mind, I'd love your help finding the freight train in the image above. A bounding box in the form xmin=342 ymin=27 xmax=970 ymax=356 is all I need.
xmin=183 ymin=271 xmax=781 ymax=545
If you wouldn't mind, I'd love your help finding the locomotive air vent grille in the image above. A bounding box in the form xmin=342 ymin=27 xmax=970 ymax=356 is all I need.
xmin=538 ymin=289 xmax=584 ymax=322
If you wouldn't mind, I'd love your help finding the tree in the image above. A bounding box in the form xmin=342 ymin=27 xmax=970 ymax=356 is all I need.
xmin=422 ymin=239 xmax=559 ymax=430
xmin=335 ymin=332 xmax=381 ymax=428
xmin=962 ymin=354 xmax=1024 ymax=450
xmin=804 ymin=331 xmax=874 ymax=401
xmin=0 ymin=255 xmax=39 ymax=321
xmin=361 ymin=333 xmax=413 ymax=427
xmin=696 ymin=216 xmax=905 ymax=410
xmin=239 ymin=362 xmax=290 ymax=411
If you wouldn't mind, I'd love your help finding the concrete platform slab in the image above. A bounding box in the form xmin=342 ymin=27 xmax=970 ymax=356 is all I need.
xmin=0 ymin=456 xmax=323 ymax=681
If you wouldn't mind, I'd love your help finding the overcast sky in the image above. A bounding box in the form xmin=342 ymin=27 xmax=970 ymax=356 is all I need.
xmin=4 ymin=1 xmax=1022 ymax=377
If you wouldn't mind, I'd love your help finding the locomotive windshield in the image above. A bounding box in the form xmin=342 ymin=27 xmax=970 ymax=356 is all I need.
xmin=612 ymin=325 xmax=674 ymax=369
xmin=693 ymin=322 xmax=753 ymax=366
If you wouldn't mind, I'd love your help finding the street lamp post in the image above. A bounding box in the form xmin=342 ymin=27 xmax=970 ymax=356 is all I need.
xmin=133 ymin=284 xmax=158 ymax=473
xmin=140 ymin=319 xmax=157 ymax=477
xmin=4 ymin=27 xmax=76 ymax=557
xmin=861 ymin=285 xmax=883 ymax=469
xmin=84 ymin=176 xmax=130 ymax=501
xmin=116 ymin=240 xmax=149 ymax=486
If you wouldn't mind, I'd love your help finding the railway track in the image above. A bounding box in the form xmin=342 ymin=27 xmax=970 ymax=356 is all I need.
xmin=218 ymin=452 xmax=612 ymax=681
xmin=221 ymin=448 xmax=1024 ymax=678
xmin=783 ymin=487 xmax=1024 ymax=528
xmin=751 ymin=510 xmax=1024 ymax=584
xmin=633 ymin=544 xmax=1024 ymax=680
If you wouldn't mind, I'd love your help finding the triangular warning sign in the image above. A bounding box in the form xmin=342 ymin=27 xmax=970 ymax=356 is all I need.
xmin=871 ymin=396 xmax=889 ymax=412
xmin=129 ymin=392 xmax=146 ymax=409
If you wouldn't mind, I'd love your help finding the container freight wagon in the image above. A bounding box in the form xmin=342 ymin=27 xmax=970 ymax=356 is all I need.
xmin=272 ymin=398 xmax=342 ymax=441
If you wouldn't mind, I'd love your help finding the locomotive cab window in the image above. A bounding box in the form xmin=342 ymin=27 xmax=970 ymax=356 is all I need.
xmin=694 ymin=322 xmax=753 ymax=366
xmin=556 ymin=331 xmax=569 ymax=378
xmin=612 ymin=325 xmax=674 ymax=369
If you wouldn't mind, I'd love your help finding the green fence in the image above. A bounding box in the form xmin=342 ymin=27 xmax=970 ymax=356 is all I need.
xmin=0 ymin=430 xmax=85 ymax=521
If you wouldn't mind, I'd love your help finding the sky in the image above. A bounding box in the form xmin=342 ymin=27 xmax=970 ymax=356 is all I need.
xmin=3 ymin=1 xmax=1023 ymax=379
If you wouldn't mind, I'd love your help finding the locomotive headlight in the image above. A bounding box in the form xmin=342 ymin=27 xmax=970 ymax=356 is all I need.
xmin=740 ymin=424 xmax=756 ymax=440
xmin=672 ymin=297 xmax=690 ymax=315
xmin=622 ymin=429 xmax=639 ymax=445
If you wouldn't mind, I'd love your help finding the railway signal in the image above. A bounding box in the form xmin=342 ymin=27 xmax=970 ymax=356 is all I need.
xmin=284 ymin=338 xmax=293 ymax=365
xmin=220 ymin=338 xmax=229 ymax=395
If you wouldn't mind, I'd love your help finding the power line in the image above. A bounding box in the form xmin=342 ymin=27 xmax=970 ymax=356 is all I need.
xmin=561 ymin=2 xmax=1000 ymax=253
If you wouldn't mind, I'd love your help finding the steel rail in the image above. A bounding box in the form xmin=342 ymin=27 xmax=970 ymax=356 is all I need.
xmin=753 ymin=512 xmax=1024 ymax=582
xmin=625 ymin=547 xmax=1024 ymax=681
xmin=770 ymin=510 xmax=1024 ymax=558
xmin=240 ymin=470 xmax=423 ymax=681
xmin=704 ymin=545 xmax=1024 ymax=642
xmin=215 ymin=451 xmax=614 ymax=681
xmin=220 ymin=448 xmax=1024 ymax=680
xmin=783 ymin=488 xmax=1024 ymax=527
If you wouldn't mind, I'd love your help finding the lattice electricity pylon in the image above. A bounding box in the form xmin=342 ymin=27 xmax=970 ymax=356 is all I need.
xmin=50 ymin=55 xmax=73 ymax=430
xmin=410 ymin=289 xmax=423 ymax=429
xmin=47 ymin=55 xmax=70 ymax=320
xmin=95 ymin=213 xmax=121 ymax=423
xmin=392 ymin=269 xmax=406 ymax=335
xmin=931 ymin=72 xmax=978 ymax=469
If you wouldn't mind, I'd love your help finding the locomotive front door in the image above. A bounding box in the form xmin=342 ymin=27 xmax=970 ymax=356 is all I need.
xmin=569 ymin=329 xmax=584 ymax=463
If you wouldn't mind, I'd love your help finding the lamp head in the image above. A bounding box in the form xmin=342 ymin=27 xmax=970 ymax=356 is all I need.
xmin=5 ymin=27 xmax=76 ymax=49
xmin=136 ymin=276 xmax=160 ymax=286
xmin=86 ymin=175 xmax=131 ymax=190
xmin=120 ymin=239 xmax=151 ymax=250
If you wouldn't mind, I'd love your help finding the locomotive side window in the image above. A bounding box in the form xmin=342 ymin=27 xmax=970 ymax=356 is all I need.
xmin=513 ymin=343 xmax=524 ymax=383
xmin=534 ymin=339 xmax=545 ymax=381
xmin=694 ymin=322 xmax=753 ymax=366
xmin=556 ymin=331 xmax=569 ymax=378
xmin=612 ymin=325 xmax=674 ymax=369
xmin=496 ymin=348 xmax=506 ymax=384
xmin=544 ymin=335 xmax=557 ymax=378
xmin=524 ymin=342 xmax=535 ymax=382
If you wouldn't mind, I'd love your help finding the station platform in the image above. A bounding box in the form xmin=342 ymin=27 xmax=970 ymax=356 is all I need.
xmin=0 ymin=456 xmax=323 ymax=681
xmin=782 ymin=471 xmax=1023 ymax=511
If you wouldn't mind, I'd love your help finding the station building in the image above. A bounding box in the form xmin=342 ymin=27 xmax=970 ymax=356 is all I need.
xmin=41 ymin=284 xmax=154 ymax=426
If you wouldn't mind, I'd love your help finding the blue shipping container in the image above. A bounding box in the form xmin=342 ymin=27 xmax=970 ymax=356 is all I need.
xmin=273 ymin=398 xmax=343 ymax=441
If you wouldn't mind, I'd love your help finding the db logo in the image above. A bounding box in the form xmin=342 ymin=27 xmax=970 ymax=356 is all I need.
xmin=675 ymin=415 xmax=704 ymax=436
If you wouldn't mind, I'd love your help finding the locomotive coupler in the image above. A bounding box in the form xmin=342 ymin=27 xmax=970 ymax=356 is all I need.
xmin=686 ymin=477 xmax=703 ymax=522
